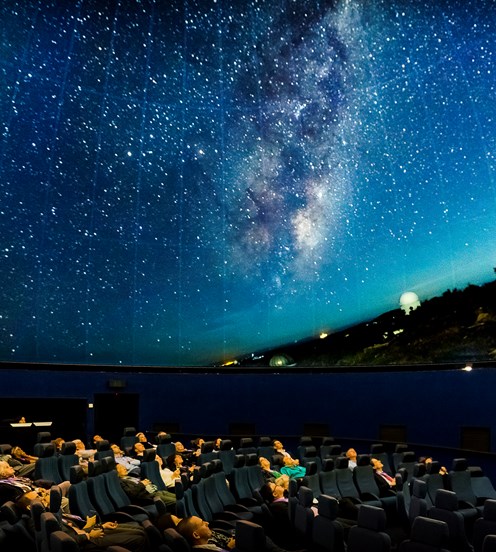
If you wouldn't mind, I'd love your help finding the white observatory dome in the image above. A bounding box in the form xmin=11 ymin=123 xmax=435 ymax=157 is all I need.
xmin=399 ymin=291 xmax=421 ymax=314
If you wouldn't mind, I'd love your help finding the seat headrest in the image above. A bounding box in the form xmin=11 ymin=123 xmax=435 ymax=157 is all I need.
xmin=305 ymin=461 xmax=317 ymax=476
xmin=60 ymin=441 xmax=76 ymax=455
xmin=411 ymin=516 xmax=448 ymax=546
xmin=452 ymin=458 xmax=468 ymax=472
xmin=87 ymin=460 xmax=103 ymax=477
xmin=297 ymin=486 xmax=314 ymax=508
xmin=234 ymin=454 xmax=246 ymax=468
xmin=483 ymin=499 xmax=496 ymax=521
xmin=142 ymin=448 xmax=156 ymax=462
xmin=357 ymin=454 xmax=371 ymax=467
xmin=69 ymin=465 xmax=85 ymax=484
xmin=413 ymin=463 xmax=426 ymax=477
xmin=329 ymin=444 xmax=342 ymax=455
xmin=395 ymin=443 xmax=408 ymax=453
xmin=427 ymin=460 xmax=441 ymax=474
xmin=335 ymin=456 xmax=349 ymax=469
xmin=49 ymin=485 xmax=62 ymax=513
xmin=245 ymin=453 xmax=258 ymax=466
xmin=304 ymin=446 xmax=317 ymax=458
xmin=299 ymin=436 xmax=313 ymax=446
xmin=484 ymin=535 xmax=496 ymax=552
xmin=412 ymin=478 xmax=427 ymax=498
xmin=210 ymin=459 xmax=223 ymax=473
xmin=0 ymin=444 xmax=12 ymax=455
xmin=318 ymin=494 xmax=339 ymax=519
xmin=101 ymin=456 xmax=116 ymax=471
xmin=239 ymin=438 xmax=254 ymax=447
xmin=200 ymin=462 xmax=212 ymax=478
xmin=357 ymin=504 xmax=387 ymax=531
xmin=220 ymin=439 xmax=233 ymax=451
xmin=37 ymin=431 xmax=52 ymax=443
xmin=201 ymin=440 xmax=215 ymax=453
xmin=370 ymin=443 xmax=384 ymax=454
xmin=321 ymin=436 xmax=334 ymax=446
xmin=235 ymin=520 xmax=265 ymax=551
xmin=402 ymin=451 xmax=416 ymax=463
xmin=435 ymin=489 xmax=458 ymax=511
xmin=322 ymin=457 xmax=334 ymax=472
xmin=258 ymin=436 xmax=272 ymax=446
xmin=156 ymin=433 xmax=172 ymax=444
xmin=95 ymin=440 xmax=110 ymax=452
xmin=123 ymin=427 xmax=136 ymax=436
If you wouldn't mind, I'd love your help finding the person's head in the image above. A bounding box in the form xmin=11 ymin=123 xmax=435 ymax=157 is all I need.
xmin=268 ymin=481 xmax=285 ymax=499
xmin=283 ymin=455 xmax=297 ymax=466
xmin=192 ymin=438 xmax=204 ymax=449
xmin=259 ymin=457 xmax=270 ymax=471
xmin=215 ymin=438 xmax=222 ymax=448
xmin=136 ymin=432 xmax=147 ymax=443
xmin=166 ymin=453 xmax=181 ymax=470
xmin=177 ymin=516 xmax=212 ymax=546
xmin=371 ymin=458 xmax=383 ymax=471
xmin=72 ymin=439 xmax=85 ymax=450
xmin=273 ymin=440 xmax=283 ymax=451
xmin=346 ymin=448 xmax=357 ymax=461
xmin=133 ymin=442 xmax=145 ymax=454
xmin=11 ymin=446 xmax=25 ymax=458
xmin=93 ymin=435 xmax=104 ymax=443
xmin=175 ymin=442 xmax=185 ymax=453
xmin=116 ymin=464 xmax=128 ymax=478
xmin=275 ymin=474 xmax=290 ymax=490
xmin=51 ymin=437 xmax=65 ymax=451
xmin=0 ymin=460 xmax=15 ymax=478
xmin=111 ymin=444 xmax=123 ymax=456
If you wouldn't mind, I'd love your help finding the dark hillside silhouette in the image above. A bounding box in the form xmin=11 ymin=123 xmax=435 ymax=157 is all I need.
xmin=231 ymin=280 xmax=496 ymax=367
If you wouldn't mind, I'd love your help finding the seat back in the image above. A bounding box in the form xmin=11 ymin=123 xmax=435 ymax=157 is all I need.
xmin=320 ymin=459 xmax=340 ymax=498
xmin=140 ymin=456 xmax=167 ymax=491
xmin=347 ymin=504 xmax=391 ymax=552
xmin=354 ymin=454 xmax=381 ymax=497
xmin=428 ymin=489 xmax=472 ymax=552
xmin=473 ymin=499 xmax=496 ymax=552
xmin=398 ymin=516 xmax=450 ymax=552
xmin=335 ymin=457 xmax=360 ymax=500
xmin=294 ymin=485 xmax=315 ymax=539
xmin=302 ymin=461 xmax=322 ymax=498
xmin=49 ymin=530 xmax=81 ymax=552
xmin=233 ymin=520 xmax=265 ymax=552
xmin=470 ymin=468 xmax=496 ymax=502
xmin=67 ymin=466 xmax=98 ymax=520
xmin=57 ymin=442 xmax=79 ymax=482
xmin=448 ymin=458 xmax=477 ymax=506
xmin=312 ymin=494 xmax=346 ymax=552
xmin=219 ymin=440 xmax=236 ymax=475
xmin=34 ymin=446 xmax=63 ymax=484
xmin=409 ymin=479 xmax=429 ymax=524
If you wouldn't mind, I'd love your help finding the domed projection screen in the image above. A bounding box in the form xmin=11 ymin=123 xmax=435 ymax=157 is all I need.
xmin=1 ymin=0 xmax=495 ymax=367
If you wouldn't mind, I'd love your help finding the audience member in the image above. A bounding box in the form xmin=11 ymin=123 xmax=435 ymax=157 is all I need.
xmin=346 ymin=448 xmax=358 ymax=470
xmin=371 ymin=458 xmax=396 ymax=495
xmin=280 ymin=456 xmax=306 ymax=479
xmin=136 ymin=432 xmax=155 ymax=449
xmin=259 ymin=457 xmax=282 ymax=482
xmin=419 ymin=456 xmax=448 ymax=475
xmin=115 ymin=463 xmax=176 ymax=510
xmin=111 ymin=443 xmax=141 ymax=476
xmin=72 ymin=439 xmax=96 ymax=470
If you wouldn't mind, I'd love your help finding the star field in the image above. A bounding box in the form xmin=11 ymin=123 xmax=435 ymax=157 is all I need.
xmin=0 ymin=0 xmax=495 ymax=366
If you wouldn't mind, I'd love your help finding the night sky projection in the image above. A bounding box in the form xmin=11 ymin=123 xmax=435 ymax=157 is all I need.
xmin=1 ymin=0 xmax=495 ymax=366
